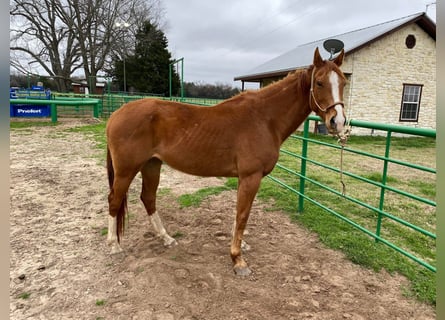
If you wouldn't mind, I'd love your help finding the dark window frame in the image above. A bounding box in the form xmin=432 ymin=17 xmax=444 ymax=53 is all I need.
xmin=399 ymin=83 xmax=423 ymax=122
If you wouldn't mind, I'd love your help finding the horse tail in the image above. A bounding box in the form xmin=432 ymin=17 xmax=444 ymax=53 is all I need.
xmin=107 ymin=146 xmax=114 ymax=189
xmin=107 ymin=146 xmax=127 ymax=243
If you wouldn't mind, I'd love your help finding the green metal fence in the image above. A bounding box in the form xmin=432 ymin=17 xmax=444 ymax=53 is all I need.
xmin=52 ymin=92 xmax=159 ymax=118
xmin=12 ymin=92 xmax=184 ymax=120
xmin=50 ymin=93 xmax=223 ymax=118
xmin=268 ymin=115 xmax=436 ymax=272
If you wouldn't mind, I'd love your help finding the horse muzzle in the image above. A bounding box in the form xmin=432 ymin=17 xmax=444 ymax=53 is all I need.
xmin=326 ymin=104 xmax=346 ymax=134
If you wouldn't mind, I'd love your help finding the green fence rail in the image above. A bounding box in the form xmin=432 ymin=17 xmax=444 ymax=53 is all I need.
xmin=10 ymin=97 xmax=101 ymax=122
xmin=268 ymin=115 xmax=436 ymax=273
xmin=50 ymin=93 xmax=223 ymax=118
xmin=10 ymin=93 xmax=224 ymax=120
xmin=52 ymin=92 xmax=160 ymax=118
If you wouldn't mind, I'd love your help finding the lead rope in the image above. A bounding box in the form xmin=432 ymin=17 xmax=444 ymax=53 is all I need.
xmin=339 ymin=53 xmax=356 ymax=196
xmin=337 ymin=121 xmax=351 ymax=196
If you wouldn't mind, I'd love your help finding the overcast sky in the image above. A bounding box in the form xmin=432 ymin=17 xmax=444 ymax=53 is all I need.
xmin=163 ymin=0 xmax=436 ymax=88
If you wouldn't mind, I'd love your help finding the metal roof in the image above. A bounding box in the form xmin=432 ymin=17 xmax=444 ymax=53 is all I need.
xmin=234 ymin=12 xmax=435 ymax=82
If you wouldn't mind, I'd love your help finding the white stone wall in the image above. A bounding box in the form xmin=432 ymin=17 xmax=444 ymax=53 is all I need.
xmin=341 ymin=23 xmax=436 ymax=135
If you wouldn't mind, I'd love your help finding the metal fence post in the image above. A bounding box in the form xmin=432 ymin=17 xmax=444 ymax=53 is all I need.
xmin=298 ymin=119 xmax=310 ymax=212
xmin=93 ymin=101 xmax=99 ymax=118
xmin=51 ymin=103 xmax=57 ymax=123
xmin=375 ymin=130 xmax=392 ymax=241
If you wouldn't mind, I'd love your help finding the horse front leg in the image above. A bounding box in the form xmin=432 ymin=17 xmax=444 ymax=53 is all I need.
xmin=231 ymin=172 xmax=262 ymax=276
xmin=231 ymin=220 xmax=251 ymax=251
xmin=150 ymin=212 xmax=177 ymax=247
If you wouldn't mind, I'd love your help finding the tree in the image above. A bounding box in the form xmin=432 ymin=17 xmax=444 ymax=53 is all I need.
xmin=183 ymin=82 xmax=240 ymax=99
xmin=10 ymin=0 xmax=163 ymax=92
xmin=112 ymin=20 xmax=180 ymax=96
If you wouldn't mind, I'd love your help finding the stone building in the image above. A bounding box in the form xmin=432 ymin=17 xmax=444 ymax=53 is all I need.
xmin=234 ymin=12 xmax=436 ymax=134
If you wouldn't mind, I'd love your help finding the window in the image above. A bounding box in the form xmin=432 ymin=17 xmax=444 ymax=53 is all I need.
xmin=405 ymin=34 xmax=416 ymax=49
xmin=400 ymin=84 xmax=422 ymax=122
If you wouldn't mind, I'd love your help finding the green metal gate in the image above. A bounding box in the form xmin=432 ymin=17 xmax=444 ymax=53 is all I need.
xmin=268 ymin=115 xmax=436 ymax=272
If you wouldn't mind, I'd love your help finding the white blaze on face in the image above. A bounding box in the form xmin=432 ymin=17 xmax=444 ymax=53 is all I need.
xmin=329 ymin=71 xmax=345 ymax=132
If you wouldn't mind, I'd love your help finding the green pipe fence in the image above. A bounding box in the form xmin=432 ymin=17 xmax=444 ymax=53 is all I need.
xmin=268 ymin=115 xmax=436 ymax=273
xmin=16 ymin=93 xmax=223 ymax=119
xmin=48 ymin=93 xmax=222 ymax=119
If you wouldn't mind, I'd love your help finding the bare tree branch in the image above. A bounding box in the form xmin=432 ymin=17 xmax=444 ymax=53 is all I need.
xmin=10 ymin=0 xmax=164 ymax=92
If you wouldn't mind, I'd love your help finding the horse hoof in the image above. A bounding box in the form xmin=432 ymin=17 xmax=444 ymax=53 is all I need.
xmin=110 ymin=245 xmax=124 ymax=255
xmin=163 ymin=236 xmax=178 ymax=247
xmin=233 ymin=265 xmax=252 ymax=277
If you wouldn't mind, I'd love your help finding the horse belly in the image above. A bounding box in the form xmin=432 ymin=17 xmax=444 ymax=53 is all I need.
xmin=158 ymin=145 xmax=238 ymax=178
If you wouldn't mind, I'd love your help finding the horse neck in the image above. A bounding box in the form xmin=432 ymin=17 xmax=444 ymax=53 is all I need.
xmin=256 ymin=68 xmax=313 ymax=143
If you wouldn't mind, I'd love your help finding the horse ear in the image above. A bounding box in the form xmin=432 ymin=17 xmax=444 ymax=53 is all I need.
xmin=333 ymin=49 xmax=345 ymax=66
xmin=313 ymin=47 xmax=324 ymax=67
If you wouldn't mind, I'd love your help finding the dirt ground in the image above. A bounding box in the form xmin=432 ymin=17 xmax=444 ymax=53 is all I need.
xmin=10 ymin=120 xmax=435 ymax=320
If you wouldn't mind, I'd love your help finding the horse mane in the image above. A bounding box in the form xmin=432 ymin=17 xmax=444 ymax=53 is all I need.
xmin=221 ymin=66 xmax=313 ymax=106
xmin=258 ymin=67 xmax=312 ymax=96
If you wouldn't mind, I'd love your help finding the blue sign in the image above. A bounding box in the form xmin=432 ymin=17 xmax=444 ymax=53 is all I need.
xmin=10 ymin=87 xmax=51 ymax=118
xmin=10 ymin=105 xmax=51 ymax=117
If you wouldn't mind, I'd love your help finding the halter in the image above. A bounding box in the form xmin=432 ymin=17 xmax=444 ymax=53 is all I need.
xmin=310 ymin=65 xmax=350 ymax=196
xmin=309 ymin=66 xmax=344 ymax=113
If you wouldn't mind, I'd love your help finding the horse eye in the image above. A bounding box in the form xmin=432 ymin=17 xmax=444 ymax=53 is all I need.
xmin=316 ymin=81 xmax=323 ymax=87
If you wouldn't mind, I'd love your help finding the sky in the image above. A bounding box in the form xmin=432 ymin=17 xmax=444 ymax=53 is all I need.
xmin=163 ymin=0 xmax=436 ymax=88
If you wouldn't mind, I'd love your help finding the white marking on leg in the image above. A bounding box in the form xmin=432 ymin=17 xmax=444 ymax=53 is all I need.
xmin=232 ymin=217 xmax=251 ymax=252
xmin=329 ymin=71 xmax=345 ymax=132
xmin=107 ymin=215 xmax=123 ymax=254
xmin=150 ymin=211 xmax=177 ymax=247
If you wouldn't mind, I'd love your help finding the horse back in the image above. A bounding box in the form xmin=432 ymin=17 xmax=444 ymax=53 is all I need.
xmin=107 ymin=98 xmax=279 ymax=177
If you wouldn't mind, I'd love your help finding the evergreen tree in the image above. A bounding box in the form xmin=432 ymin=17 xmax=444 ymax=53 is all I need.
xmin=113 ymin=20 xmax=180 ymax=96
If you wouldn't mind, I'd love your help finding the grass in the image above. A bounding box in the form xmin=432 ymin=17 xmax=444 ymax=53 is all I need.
xmin=172 ymin=231 xmax=184 ymax=239
xmin=362 ymin=172 xmax=399 ymax=183
xmin=10 ymin=121 xmax=58 ymax=129
xmin=17 ymin=292 xmax=31 ymax=300
xmin=95 ymin=299 xmax=106 ymax=306
xmin=177 ymin=178 xmax=238 ymax=208
xmin=57 ymin=120 xmax=436 ymax=305
xmin=66 ymin=122 xmax=108 ymax=160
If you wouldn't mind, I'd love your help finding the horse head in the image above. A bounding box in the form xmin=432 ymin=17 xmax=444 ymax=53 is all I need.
xmin=309 ymin=47 xmax=347 ymax=136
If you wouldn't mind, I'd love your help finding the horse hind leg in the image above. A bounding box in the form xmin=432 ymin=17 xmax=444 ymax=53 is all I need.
xmin=107 ymin=174 xmax=135 ymax=254
xmin=108 ymin=215 xmax=123 ymax=254
xmin=140 ymin=158 xmax=177 ymax=247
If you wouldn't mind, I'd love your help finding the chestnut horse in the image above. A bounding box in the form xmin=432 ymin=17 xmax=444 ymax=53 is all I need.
xmin=106 ymin=47 xmax=347 ymax=276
